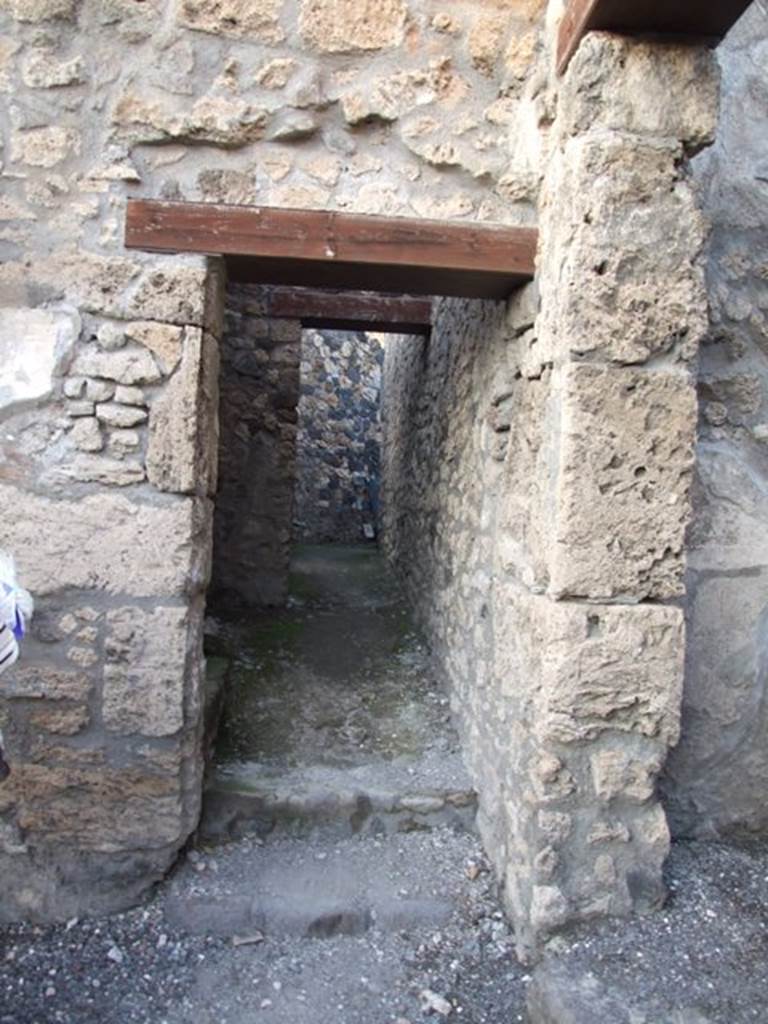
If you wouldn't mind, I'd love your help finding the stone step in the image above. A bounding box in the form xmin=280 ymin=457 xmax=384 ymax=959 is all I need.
xmin=163 ymin=829 xmax=479 ymax=942
xmin=198 ymin=756 xmax=477 ymax=843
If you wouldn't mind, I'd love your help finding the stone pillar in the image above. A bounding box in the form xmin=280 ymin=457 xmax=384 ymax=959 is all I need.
xmin=494 ymin=33 xmax=719 ymax=957
xmin=0 ymin=252 xmax=224 ymax=922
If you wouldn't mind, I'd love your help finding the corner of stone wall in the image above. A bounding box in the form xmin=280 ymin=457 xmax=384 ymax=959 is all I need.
xmin=0 ymin=251 xmax=225 ymax=923
xmin=496 ymin=28 xmax=721 ymax=959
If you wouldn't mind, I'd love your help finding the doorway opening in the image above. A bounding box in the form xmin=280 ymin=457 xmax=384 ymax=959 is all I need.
xmin=200 ymin=285 xmax=476 ymax=841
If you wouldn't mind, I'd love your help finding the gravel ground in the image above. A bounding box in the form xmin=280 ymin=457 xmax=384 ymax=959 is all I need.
xmin=2 ymin=835 xmax=768 ymax=1024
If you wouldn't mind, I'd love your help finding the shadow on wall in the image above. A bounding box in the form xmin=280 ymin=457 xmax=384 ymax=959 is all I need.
xmin=293 ymin=329 xmax=385 ymax=545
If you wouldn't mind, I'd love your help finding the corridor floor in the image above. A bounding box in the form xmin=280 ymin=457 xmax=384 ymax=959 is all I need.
xmin=200 ymin=544 xmax=475 ymax=840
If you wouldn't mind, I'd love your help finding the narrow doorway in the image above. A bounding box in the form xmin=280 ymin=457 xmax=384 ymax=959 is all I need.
xmin=200 ymin=288 xmax=475 ymax=843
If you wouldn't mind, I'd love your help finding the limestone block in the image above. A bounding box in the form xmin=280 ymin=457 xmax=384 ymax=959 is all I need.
xmin=591 ymin=748 xmax=661 ymax=803
xmin=1 ymin=666 xmax=91 ymax=701
xmin=538 ymin=602 xmax=685 ymax=748
xmin=0 ymin=307 xmax=80 ymax=416
xmin=95 ymin=402 xmax=148 ymax=428
xmin=10 ymin=127 xmax=80 ymax=168
xmin=112 ymin=92 xmax=267 ymax=148
xmin=114 ymin=385 xmax=146 ymax=406
xmin=254 ymin=57 xmax=297 ymax=89
xmin=124 ymin=322 xmax=183 ymax=375
xmin=341 ymin=70 xmax=436 ymax=126
xmin=103 ymin=605 xmax=189 ymax=737
xmin=21 ymin=49 xmax=84 ymax=88
xmin=147 ymin=327 xmax=217 ymax=495
xmin=70 ymin=416 xmax=104 ymax=452
xmin=7 ymin=0 xmax=75 ymax=20
xmin=0 ymin=484 xmax=213 ymax=598
xmin=539 ymin=135 xmax=708 ymax=366
xmin=15 ymin=760 xmax=186 ymax=849
xmin=70 ymin=346 xmax=162 ymax=386
xmin=63 ymin=455 xmax=146 ymax=486
xmin=561 ymin=34 xmax=718 ymax=152
xmin=468 ymin=13 xmax=508 ymax=76
xmin=177 ymin=0 xmax=285 ymax=41
xmin=126 ymin=262 xmax=211 ymax=328
xmin=299 ymin=0 xmax=408 ymax=53
xmin=29 ymin=705 xmax=90 ymax=735
xmin=551 ymin=364 xmax=696 ymax=601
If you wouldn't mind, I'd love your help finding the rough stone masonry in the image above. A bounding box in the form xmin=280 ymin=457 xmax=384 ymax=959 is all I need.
xmin=0 ymin=0 xmax=765 ymax=961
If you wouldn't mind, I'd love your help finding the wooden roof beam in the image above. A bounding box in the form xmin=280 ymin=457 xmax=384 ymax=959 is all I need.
xmin=265 ymin=286 xmax=433 ymax=336
xmin=125 ymin=199 xmax=538 ymax=301
xmin=557 ymin=0 xmax=755 ymax=75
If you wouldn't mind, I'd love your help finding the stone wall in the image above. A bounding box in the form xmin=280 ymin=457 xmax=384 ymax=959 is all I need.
xmin=0 ymin=256 xmax=223 ymax=922
xmin=293 ymin=328 xmax=384 ymax=543
xmin=210 ymin=285 xmax=301 ymax=608
xmin=382 ymin=28 xmax=717 ymax=957
xmin=0 ymin=0 xmax=548 ymax=922
xmin=662 ymin=3 xmax=768 ymax=839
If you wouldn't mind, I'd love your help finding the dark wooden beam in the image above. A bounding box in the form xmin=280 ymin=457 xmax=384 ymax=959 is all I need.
xmin=557 ymin=0 xmax=754 ymax=75
xmin=265 ymin=286 xmax=432 ymax=336
xmin=125 ymin=199 xmax=537 ymax=300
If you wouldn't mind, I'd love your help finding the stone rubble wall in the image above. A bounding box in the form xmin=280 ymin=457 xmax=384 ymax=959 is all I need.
xmin=210 ymin=285 xmax=301 ymax=608
xmin=662 ymin=3 xmax=768 ymax=839
xmin=0 ymin=255 xmax=223 ymax=922
xmin=293 ymin=328 xmax=384 ymax=544
xmin=0 ymin=0 xmax=547 ymax=921
xmin=381 ymin=26 xmax=718 ymax=957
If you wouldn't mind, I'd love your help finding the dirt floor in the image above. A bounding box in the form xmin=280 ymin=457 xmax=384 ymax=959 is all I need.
xmin=1 ymin=546 xmax=767 ymax=1023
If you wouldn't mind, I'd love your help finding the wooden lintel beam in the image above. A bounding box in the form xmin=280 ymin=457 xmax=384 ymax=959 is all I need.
xmin=125 ymin=199 xmax=537 ymax=300
xmin=300 ymin=316 xmax=430 ymax=337
xmin=557 ymin=0 xmax=754 ymax=75
xmin=264 ymin=286 xmax=432 ymax=336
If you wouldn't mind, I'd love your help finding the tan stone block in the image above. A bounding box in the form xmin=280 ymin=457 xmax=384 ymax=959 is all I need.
xmin=1 ymin=667 xmax=92 ymax=702
xmin=102 ymin=606 xmax=190 ymax=737
xmin=178 ymin=0 xmax=284 ymax=41
xmin=562 ymin=34 xmax=718 ymax=152
xmin=112 ymin=92 xmax=267 ymax=148
xmin=69 ymin=417 xmax=104 ymax=453
xmin=29 ymin=705 xmax=90 ymax=735
xmin=11 ymin=127 xmax=80 ymax=168
xmin=468 ymin=13 xmax=508 ymax=75
xmin=551 ymin=365 xmax=696 ymax=601
xmin=15 ymin=760 xmax=185 ymax=849
xmin=539 ymin=602 xmax=684 ymax=747
xmin=299 ymin=0 xmax=408 ymax=53
xmin=126 ymin=261 xmax=211 ymax=327
xmin=539 ymin=135 xmax=708 ymax=366
xmin=8 ymin=0 xmax=75 ymax=20
xmin=21 ymin=49 xmax=84 ymax=88
xmin=147 ymin=328 xmax=214 ymax=495
xmin=591 ymin=748 xmax=661 ymax=803
xmin=0 ymin=484 xmax=213 ymax=598
xmin=503 ymin=29 xmax=537 ymax=79
xmin=254 ymin=57 xmax=297 ymax=89
xmin=95 ymin=403 xmax=148 ymax=428
xmin=64 ymin=455 xmax=146 ymax=486
xmin=124 ymin=321 xmax=184 ymax=375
